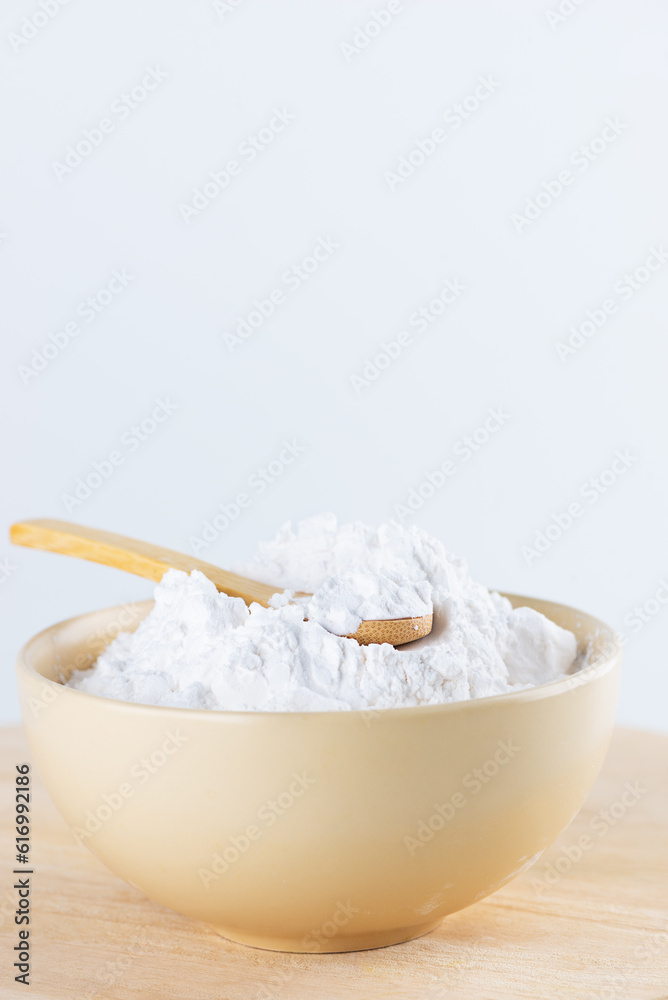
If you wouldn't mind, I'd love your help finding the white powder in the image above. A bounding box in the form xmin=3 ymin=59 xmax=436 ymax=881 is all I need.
xmin=305 ymin=569 xmax=432 ymax=636
xmin=67 ymin=513 xmax=580 ymax=712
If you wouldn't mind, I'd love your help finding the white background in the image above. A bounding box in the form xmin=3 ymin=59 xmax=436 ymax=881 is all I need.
xmin=1 ymin=0 xmax=667 ymax=732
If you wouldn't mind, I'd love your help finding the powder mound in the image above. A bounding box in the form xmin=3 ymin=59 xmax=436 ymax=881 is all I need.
xmin=67 ymin=513 xmax=580 ymax=712
xmin=307 ymin=569 xmax=433 ymax=636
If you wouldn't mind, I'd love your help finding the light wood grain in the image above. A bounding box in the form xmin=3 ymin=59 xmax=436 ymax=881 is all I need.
xmin=346 ymin=613 xmax=433 ymax=646
xmin=0 ymin=726 xmax=666 ymax=999
xmin=9 ymin=518 xmax=279 ymax=606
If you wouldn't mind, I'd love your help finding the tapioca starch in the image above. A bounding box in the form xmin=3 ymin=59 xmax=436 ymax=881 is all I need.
xmin=67 ymin=514 xmax=579 ymax=712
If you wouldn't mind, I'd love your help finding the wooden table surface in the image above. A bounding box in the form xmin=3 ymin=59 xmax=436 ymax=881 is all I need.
xmin=1 ymin=725 xmax=666 ymax=1000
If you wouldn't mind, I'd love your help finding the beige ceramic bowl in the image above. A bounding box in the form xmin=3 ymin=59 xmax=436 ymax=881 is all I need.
xmin=16 ymin=594 xmax=621 ymax=953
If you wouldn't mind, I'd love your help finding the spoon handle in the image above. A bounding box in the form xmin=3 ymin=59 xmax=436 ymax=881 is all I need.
xmin=9 ymin=518 xmax=277 ymax=606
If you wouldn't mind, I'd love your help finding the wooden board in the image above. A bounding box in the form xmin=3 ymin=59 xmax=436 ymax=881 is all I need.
xmin=1 ymin=725 xmax=666 ymax=1000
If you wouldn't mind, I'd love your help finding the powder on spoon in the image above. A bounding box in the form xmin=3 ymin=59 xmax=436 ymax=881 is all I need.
xmin=298 ymin=568 xmax=432 ymax=636
xmin=66 ymin=514 xmax=580 ymax=712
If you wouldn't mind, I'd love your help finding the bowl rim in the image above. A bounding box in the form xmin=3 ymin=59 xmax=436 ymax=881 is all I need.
xmin=16 ymin=593 xmax=622 ymax=721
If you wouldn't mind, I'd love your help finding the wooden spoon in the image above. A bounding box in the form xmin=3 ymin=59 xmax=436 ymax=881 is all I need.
xmin=9 ymin=519 xmax=433 ymax=646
